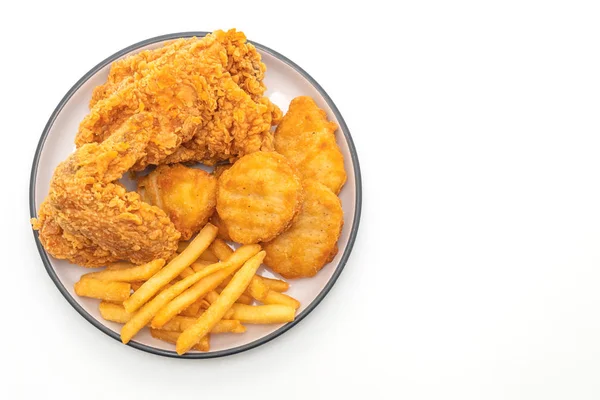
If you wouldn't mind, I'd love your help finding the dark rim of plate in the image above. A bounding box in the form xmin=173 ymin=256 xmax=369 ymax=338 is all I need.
xmin=29 ymin=31 xmax=362 ymax=359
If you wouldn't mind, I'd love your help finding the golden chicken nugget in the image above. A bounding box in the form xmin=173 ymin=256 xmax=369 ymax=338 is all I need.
xmin=138 ymin=164 xmax=217 ymax=240
xmin=274 ymin=96 xmax=346 ymax=194
xmin=216 ymin=152 xmax=303 ymax=244
xmin=263 ymin=180 xmax=343 ymax=279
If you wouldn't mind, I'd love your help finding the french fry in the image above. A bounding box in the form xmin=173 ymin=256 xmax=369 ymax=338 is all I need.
xmin=198 ymin=249 xmax=219 ymax=263
xmin=123 ymin=223 xmax=218 ymax=313
xmin=151 ymin=245 xmax=261 ymax=329
xmin=230 ymin=304 xmax=296 ymax=324
xmin=180 ymin=297 xmax=204 ymax=317
xmin=99 ymin=301 xmax=132 ymax=323
xmin=259 ymin=276 xmax=289 ymax=292
xmin=204 ymin=290 xmax=235 ymax=319
xmin=150 ymin=329 xmax=210 ymax=351
xmin=209 ymin=238 xmax=234 ymax=261
xmin=106 ymin=262 xmax=135 ymax=271
xmin=204 ymin=290 xmax=219 ymax=304
xmin=161 ymin=316 xmax=246 ymax=334
xmin=131 ymin=281 xmax=144 ymax=291
xmin=235 ymin=293 xmax=253 ymax=305
xmin=179 ymin=267 xmax=195 ymax=279
xmin=176 ymin=251 xmax=266 ymax=354
xmin=121 ymin=269 xmax=220 ymax=344
xmin=74 ymin=278 xmax=131 ymax=302
xmin=82 ymin=259 xmax=165 ymax=282
xmin=191 ymin=260 xmax=211 ymax=272
xmin=263 ymin=291 xmax=300 ymax=310
xmin=247 ymin=277 xmax=270 ymax=301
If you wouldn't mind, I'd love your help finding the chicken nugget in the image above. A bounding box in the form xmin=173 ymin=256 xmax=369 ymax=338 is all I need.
xmin=216 ymin=152 xmax=303 ymax=244
xmin=138 ymin=164 xmax=217 ymax=240
xmin=274 ymin=96 xmax=347 ymax=194
xmin=263 ymin=180 xmax=343 ymax=279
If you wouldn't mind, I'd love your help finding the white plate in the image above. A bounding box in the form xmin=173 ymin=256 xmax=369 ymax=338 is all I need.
xmin=29 ymin=32 xmax=362 ymax=358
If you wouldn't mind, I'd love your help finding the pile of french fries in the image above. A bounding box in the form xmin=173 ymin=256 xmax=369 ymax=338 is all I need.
xmin=74 ymin=223 xmax=300 ymax=355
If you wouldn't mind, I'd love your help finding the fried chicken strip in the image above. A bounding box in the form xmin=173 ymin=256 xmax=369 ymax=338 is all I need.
xmin=33 ymin=114 xmax=180 ymax=267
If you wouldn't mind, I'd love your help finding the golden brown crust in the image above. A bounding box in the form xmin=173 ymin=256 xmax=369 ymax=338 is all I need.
xmin=263 ymin=180 xmax=343 ymax=279
xmin=33 ymin=114 xmax=180 ymax=267
xmin=216 ymin=152 xmax=303 ymax=244
xmin=83 ymin=30 xmax=282 ymax=168
xmin=138 ymin=164 xmax=217 ymax=240
xmin=274 ymin=96 xmax=346 ymax=194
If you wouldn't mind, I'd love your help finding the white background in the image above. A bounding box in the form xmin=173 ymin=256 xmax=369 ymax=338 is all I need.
xmin=3 ymin=1 xmax=600 ymax=398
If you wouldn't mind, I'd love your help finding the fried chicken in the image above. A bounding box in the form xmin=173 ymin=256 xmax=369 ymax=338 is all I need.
xmin=33 ymin=114 xmax=181 ymax=267
xmin=138 ymin=164 xmax=217 ymax=240
xmin=81 ymin=30 xmax=282 ymax=167
xmin=274 ymin=96 xmax=346 ymax=194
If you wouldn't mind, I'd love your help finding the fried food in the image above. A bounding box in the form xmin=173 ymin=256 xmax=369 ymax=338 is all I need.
xmin=229 ymin=304 xmax=296 ymax=324
xmin=138 ymin=164 xmax=217 ymax=240
xmin=123 ymin=224 xmax=218 ymax=313
xmin=32 ymin=113 xmax=181 ymax=267
xmin=216 ymin=152 xmax=304 ymax=244
xmin=274 ymin=96 xmax=346 ymax=194
xmin=81 ymin=30 xmax=281 ymax=169
xmin=176 ymin=251 xmax=265 ymax=354
xmin=82 ymin=259 xmax=165 ymax=282
xmin=263 ymin=180 xmax=343 ymax=279
xmin=74 ymin=279 xmax=131 ymax=302
xmin=209 ymin=212 xmax=232 ymax=241
xmin=151 ymin=244 xmax=261 ymax=329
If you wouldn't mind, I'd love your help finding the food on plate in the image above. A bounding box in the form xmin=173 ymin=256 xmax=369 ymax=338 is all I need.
xmin=32 ymin=114 xmax=181 ymax=267
xmin=161 ymin=316 xmax=246 ymax=334
xmin=176 ymin=251 xmax=266 ymax=354
xmin=74 ymin=279 xmax=131 ymax=302
xmin=274 ymin=96 xmax=346 ymax=194
xmin=151 ymin=244 xmax=261 ymax=328
xmin=229 ymin=304 xmax=296 ymax=324
xmin=99 ymin=301 xmax=133 ymax=323
xmin=31 ymin=27 xmax=352 ymax=355
xmin=216 ymin=152 xmax=303 ymax=244
xmin=138 ymin=164 xmax=217 ymax=240
xmin=122 ymin=265 xmax=224 ymax=344
xmin=151 ymin=329 xmax=210 ymax=352
xmin=258 ymin=276 xmax=290 ymax=292
xmin=263 ymin=179 xmax=343 ymax=279
xmin=78 ymin=30 xmax=282 ymax=169
xmin=82 ymin=259 xmax=165 ymax=282
xmin=123 ymin=224 xmax=218 ymax=313
xmin=209 ymin=212 xmax=232 ymax=241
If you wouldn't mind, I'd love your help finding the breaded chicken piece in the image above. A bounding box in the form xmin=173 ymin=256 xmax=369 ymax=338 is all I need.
xmin=138 ymin=164 xmax=217 ymax=240
xmin=216 ymin=152 xmax=303 ymax=244
xmin=76 ymin=34 xmax=229 ymax=170
xmin=91 ymin=30 xmax=269 ymax=106
xmin=86 ymin=30 xmax=282 ymax=167
xmin=274 ymin=96 xmax=346 ymax=194
xmin=32 ymin=114 xmax=180 ymax=267
xmin=263 ymin=180 xmax=344 ymax=279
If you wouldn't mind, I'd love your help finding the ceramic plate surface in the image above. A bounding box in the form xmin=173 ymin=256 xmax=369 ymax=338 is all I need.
xmin=30 ymin=32 xmax=362 ymax=358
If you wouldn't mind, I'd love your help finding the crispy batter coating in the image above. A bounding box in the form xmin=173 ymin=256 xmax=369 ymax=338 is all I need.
xmin=76 ymin=35 xmax=227 ymax=170
xmin=83 ymin=30 xmax=282 ymax=168
xmin=208 ymin=211 xmax=232 ymax=242
xmin=138 ymin=164 xmax=217 ymax=240
xmin=274 ymin=96 xmax=346 ymax=194
xmin=263 ymin=180 xmax=343 ymax=279
xmin=32 ymin=114 xmax=180 ymax=267
xmin=216 ymin=152 xmax=303 ymax=244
